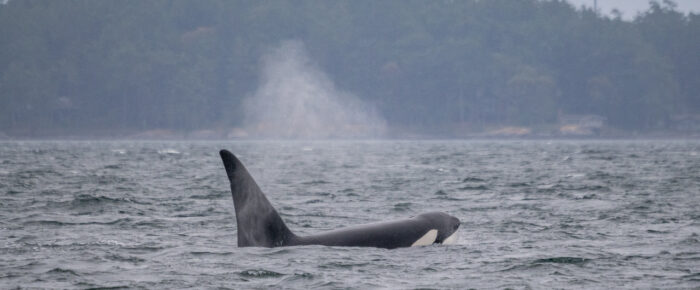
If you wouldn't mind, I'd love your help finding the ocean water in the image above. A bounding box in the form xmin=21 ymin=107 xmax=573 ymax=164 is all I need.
xmin=1 ymin=140 xmax=699 ymax=289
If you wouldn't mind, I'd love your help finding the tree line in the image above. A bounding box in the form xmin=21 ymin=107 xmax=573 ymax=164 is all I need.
xmin=0 ymin=0 xmax=698 ymax=137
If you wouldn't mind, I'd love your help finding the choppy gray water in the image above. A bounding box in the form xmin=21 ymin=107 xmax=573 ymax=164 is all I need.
xmin=1 ymin=140 xmax=699 ymax=289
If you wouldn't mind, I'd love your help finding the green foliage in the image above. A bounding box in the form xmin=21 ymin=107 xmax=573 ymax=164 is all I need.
xmin=0 ymin=0 xmax=697 ymax=136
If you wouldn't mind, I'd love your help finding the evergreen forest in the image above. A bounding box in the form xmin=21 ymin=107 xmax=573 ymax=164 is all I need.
xmin=1 ymin=0 xmax=698 ymax=137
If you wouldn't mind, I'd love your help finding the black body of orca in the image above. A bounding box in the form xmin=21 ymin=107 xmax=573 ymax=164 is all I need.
xmin=219 ymin=149 xmax=460 ymax=249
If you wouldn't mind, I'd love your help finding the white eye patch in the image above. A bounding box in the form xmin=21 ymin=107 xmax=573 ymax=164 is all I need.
xmin=411 ymin=229 xmax=438 ymax=247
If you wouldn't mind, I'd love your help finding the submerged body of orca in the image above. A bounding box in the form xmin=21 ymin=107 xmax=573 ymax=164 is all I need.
xmin=219 ymin=150 xmax=460 ymax=249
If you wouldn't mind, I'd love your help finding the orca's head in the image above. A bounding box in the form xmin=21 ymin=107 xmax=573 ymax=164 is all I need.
xmin=417 ymin=212 xmax=460 ymax=245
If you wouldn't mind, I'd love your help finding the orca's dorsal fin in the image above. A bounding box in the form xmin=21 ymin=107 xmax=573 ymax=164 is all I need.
xmin=219 ymin=150 xmax=295 ymax=247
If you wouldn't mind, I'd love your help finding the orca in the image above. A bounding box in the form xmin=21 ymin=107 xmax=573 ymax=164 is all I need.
xmin=219 ymin=149 xmax=460 ymax=249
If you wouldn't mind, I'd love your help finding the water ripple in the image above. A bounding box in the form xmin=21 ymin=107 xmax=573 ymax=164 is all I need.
xmin=1 ymin=140 xmax=698 ymax=288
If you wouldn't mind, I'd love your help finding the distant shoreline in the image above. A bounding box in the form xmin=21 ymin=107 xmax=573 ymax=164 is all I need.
xmin=2 ymin=134 xmax=699 ymax=141
xmin=3 ymin=126 xmax=700 ymax=141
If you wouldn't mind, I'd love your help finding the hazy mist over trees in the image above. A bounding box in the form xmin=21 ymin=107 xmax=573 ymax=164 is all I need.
xmin=0 ymin=0 xmax=698 ymax=138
